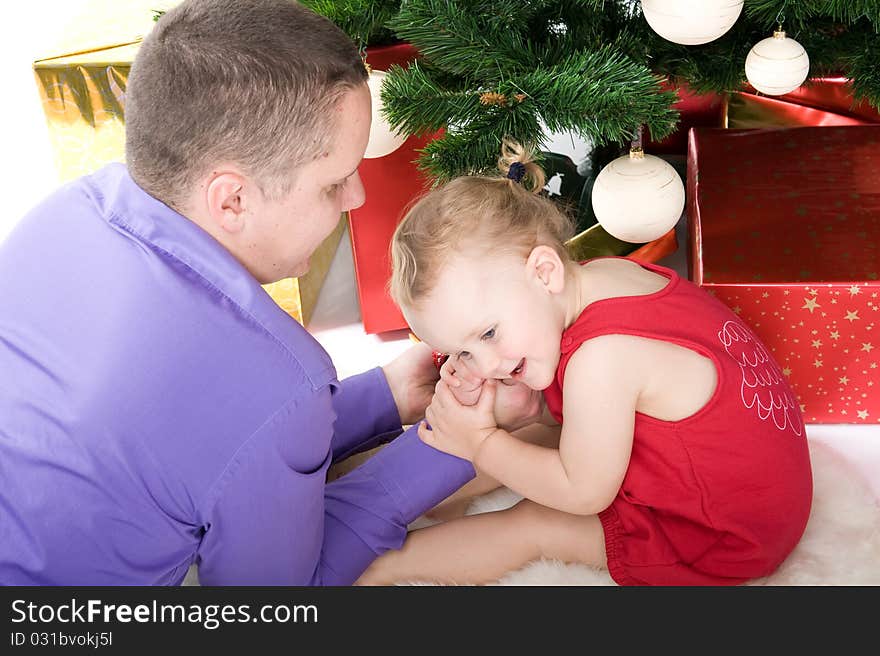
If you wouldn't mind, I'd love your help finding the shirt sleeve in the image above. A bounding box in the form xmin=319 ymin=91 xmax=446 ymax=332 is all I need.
xmin=318 ymin=423 xmax=475 ymax=584
xmin=329 ymin=367 xmax=402 ymax=463
xmin=194 ymin=386 xmax=474 ymax=586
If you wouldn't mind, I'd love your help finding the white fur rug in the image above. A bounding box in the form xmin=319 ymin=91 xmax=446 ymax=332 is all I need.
xmin=403 ymin=438 xmax=880 ymax=586
xmin=183 ymin=438 xmax=879 ymax=586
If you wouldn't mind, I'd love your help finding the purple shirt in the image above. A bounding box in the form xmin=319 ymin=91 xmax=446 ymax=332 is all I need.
xmin=0 ymin=164 xmax=474 ymax=585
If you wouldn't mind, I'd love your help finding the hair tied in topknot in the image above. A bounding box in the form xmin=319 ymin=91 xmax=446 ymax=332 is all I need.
xmin=506 ymin=161 xmax=526 ymax=183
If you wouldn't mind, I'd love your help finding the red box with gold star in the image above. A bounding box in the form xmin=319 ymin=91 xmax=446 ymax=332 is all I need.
xmin=687 ymin=126 xmax=880 ymax=424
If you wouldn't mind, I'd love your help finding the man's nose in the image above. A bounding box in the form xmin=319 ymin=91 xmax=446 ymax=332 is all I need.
xmin=342 ymin=170 xmax=365 ymax=212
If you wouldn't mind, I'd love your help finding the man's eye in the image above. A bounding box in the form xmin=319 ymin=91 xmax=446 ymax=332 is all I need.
xmin=327 ymin=180 xmax=346 ymax=195
xmin=481 ymin=328 xmax=495 ymax=340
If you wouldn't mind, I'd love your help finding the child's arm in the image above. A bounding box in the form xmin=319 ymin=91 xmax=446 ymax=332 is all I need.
xmin=421 ymin=336 xmax=639 ymax=515
xmin=483 ymin=336 xmax=639 ymax=514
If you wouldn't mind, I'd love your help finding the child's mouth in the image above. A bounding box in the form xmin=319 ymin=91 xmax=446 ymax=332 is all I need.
xmin=510 ymin=358 xmax=525 ymax=378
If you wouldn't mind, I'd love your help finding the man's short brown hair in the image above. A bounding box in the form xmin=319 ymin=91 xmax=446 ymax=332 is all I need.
xmin=125 ymin=0 xmax=368 ymax=209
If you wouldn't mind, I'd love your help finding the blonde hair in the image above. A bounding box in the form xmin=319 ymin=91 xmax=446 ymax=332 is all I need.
xmin=390 ymin=139 xmax=575 ymax=310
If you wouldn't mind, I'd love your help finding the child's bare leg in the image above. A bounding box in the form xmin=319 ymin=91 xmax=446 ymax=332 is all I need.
xmin=357 ymin=499 xmax=606 ymax=586
xmin=425 ymin=423 xmax=562 ymax=521
xmin=424 ymin=472 xmax=503 ymax=521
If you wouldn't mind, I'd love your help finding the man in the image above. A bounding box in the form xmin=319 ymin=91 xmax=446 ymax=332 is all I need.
xmin=0 ymin=0 xmax=478 ymax=585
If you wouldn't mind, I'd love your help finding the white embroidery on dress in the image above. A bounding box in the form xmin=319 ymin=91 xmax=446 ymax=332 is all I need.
xmin=718 ymin=320 xmax=803 ymax=437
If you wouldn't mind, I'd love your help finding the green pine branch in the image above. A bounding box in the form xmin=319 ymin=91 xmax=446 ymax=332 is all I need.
xmin=387 ymin=1 xmax=538 ymax=77
xmin=513 ymin=48 xmax=680 ymax=143
xmin=381 ymin=0 xmax=682 ymax=179
xmin=379 ymin=61 xmax=485 ymax=136
xmin=746 ymin=0 xmax=880 ymax=30
xmin=299 ymin=0 xmax=401 ymax=48
xmin=303 ymin=0 xmax=880 ymax=181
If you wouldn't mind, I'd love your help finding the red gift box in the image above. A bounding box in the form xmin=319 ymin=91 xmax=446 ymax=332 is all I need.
xmin=687 ymin=126 xmax=880 ymax=425
xmin=726 ymin=77 xmax=880 ymax=129
xmin=348 ymin=42 xmax=436 ymax=334
xmin=646 ymin=80 xmax=725 ymax=155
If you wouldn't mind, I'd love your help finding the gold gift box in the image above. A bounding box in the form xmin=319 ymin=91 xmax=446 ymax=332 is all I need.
xmin=565 ymin=223 xmax=678 ymax=264
xmin=31 ymin=1 xmax=342 ymax=326
xmin=566 ymin=223 xmax=645 ymax=262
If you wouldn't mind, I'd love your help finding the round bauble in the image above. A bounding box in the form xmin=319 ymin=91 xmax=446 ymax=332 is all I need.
xmin=745 ymin=30 xmax=810 ymax=96
xmin=641 ymin=0 xmax=743 ymax=45
xmin=364 ymin=69 xmax=407 ymax=159
xmin=591 ymin=151 xmax=685 ymax=243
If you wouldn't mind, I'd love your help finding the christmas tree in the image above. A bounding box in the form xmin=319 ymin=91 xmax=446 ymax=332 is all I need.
xmin=302 ymin=0 xmax=880 ymax=184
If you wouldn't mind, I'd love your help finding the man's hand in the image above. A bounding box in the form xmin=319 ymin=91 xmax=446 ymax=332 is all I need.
xmin=381 ymin=341 xmax=439 ymax=426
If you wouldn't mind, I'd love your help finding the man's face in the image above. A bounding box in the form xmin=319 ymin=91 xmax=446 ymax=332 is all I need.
xmin=248 ymin=84 xmax=371 ymax=283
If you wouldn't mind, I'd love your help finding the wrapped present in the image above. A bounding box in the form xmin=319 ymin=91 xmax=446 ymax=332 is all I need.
xmin=687 ymin=126 xmax=880 ymax=424
xmin=261 ymin=218 xmax=347 ymax=326
xmin=566 ymin=225 xmax=677 ymax=264
xmin=646 ymin=80 xmax=725 ymax=155
xmin=347 ymin=42 xmax=438 ymax=334
xmin=31 ymin=1 xmax=341 ymax=326
xmin=725 ymin=77 xmax=880 ymax=129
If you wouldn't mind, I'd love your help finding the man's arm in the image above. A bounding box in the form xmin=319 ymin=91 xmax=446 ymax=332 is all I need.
xmin=195 ymin=388 xmax=474 ymax=586
xmin=329 ymin=367 xmax=403 ymax=463
xmin=320 ymin=424 xmax=475 ymax=584
xmin=330 ymin=341 xmax=439 ymax=463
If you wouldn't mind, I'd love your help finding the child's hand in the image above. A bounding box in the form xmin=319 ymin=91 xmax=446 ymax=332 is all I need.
xmin=436 ymin=355 xmax=543 ymax=430
xmin=438 ymin=355 xmax=484 ymax=407
xmin=418 ymin=379 xmax=499 ymax=463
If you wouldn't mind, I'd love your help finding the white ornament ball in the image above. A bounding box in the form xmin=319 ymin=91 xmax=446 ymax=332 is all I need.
xmin=591 ymin=151 xmax=685 ymax=243
xmin=745 ymin=31 xmax=810 ymax=96
xmin=641 ymin=0 xmax=743 ymax=45
xmin=364 ymin=69 xmax=407 ymax=159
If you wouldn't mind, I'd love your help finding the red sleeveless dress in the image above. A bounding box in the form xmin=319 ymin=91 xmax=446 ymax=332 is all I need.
xmin=543 ymin=258 xmax=813 ymax=585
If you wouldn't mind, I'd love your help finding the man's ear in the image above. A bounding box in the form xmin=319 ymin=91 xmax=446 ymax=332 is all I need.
xmin=526 ymin=245 xmax=566 ymax=294
xmin=205 ymin=171 xmax=251 ymax=234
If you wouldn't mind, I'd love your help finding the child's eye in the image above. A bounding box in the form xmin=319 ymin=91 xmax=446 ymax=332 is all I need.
xmin=481 ymin=328 xmax=496 ymax=341
xmin=459 ymin=351 xmax=471 ymax=360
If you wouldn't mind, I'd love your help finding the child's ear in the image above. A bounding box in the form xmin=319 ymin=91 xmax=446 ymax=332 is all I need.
xmin=526 ymin=245 xmax=565 ymax=294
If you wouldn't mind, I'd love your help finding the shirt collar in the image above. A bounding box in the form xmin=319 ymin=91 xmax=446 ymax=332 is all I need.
xmin=88 ymin=163 xmax=336 ymax=386
xmin=94 ymin=163 xmax=258 ymax=302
